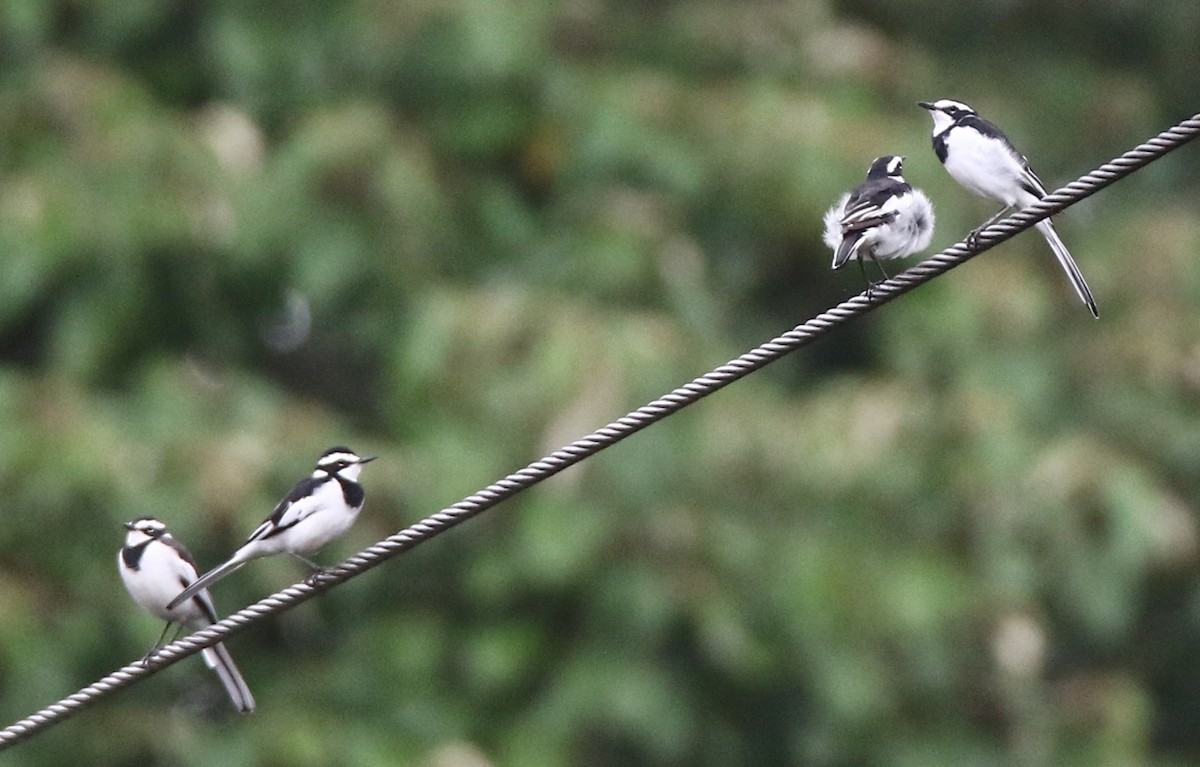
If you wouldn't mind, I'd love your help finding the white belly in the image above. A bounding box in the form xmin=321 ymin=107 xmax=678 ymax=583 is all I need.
xmin=120 ymin=543 xmax=207 ymax=625
xmin=942 ymin=128 xmax=1036 ymax=207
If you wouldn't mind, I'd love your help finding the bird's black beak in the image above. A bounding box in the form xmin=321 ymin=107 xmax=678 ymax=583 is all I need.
xmin=358 ymin=455 xmax=377 ymax=464
xmin=917 ymin=101 xmax=936 ymax=111
xmin=123 ymin=521 xmax=137 ymax=531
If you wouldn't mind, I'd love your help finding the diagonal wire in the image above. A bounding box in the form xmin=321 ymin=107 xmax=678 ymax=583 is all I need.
xmin=2 ymin=111 xmax=1198 ymax=750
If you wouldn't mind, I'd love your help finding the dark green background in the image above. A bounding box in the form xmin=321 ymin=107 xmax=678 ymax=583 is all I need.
xmin=1 ymin=1 xmax=1198 ymax=765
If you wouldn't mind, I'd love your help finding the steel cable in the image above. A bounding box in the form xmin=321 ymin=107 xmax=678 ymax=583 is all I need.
xmin=2 ymin=111 xmax=1198 ymax=750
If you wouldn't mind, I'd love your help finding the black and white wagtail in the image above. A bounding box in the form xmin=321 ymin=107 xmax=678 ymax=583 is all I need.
xmin=167 ymin=447 xmax=375 ymax=609
xmin=918 ymin=99 xmax=1099 ymax=317
xmin=823 ymin=155 xmax=935 ymax=287
xmin=119 ymin=516 xmax=255 ymax=712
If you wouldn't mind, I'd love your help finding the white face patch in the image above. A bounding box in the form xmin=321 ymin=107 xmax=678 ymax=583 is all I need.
xmin=886 ymin=156 xmax=904 ymax=176
xmin=925 ymin=109 xmax=957 ymax=134
xmin=337 ymin=461 xmax=366 ymax=482
xmin=125 ymin=530 xmax=150 ymax=546
xmin=125 ymin=519 xmax=165 ymax=546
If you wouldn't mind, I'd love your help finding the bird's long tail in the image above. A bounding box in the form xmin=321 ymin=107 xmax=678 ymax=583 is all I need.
xmin=167 ymin=557 xmax=248 ymax=610
xmin=200 ymin=641 xmax=256 ymax=713
xmin=1034 ymin=218 xmax=1099 ymax=318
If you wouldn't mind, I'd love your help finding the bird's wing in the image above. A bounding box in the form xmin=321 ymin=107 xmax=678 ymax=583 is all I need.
xmin=840 ymin=179 xmax=906 ymax=233
xmin=160 ymin=533 xmax=199 ymax=571
xmin=841 ymin=209 xmax=896 ymax=233
xmin=188 ymin=588 xmax=222 ymax=626
xmin=247 ymin=475 xmax=329 ymax=543
xmin=961 ymin=113 xmax=1047 ymax=198
xmin=160 ymin=536 xmax=221 ymax=624
xmin=1015 ymin=161 xmax=1049 ymax=199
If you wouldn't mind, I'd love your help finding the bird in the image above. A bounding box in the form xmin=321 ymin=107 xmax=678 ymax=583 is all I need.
xmin=918 ymin=98 xmax=1099 ymax=318
xmin=118 ymin=516 xmax=256 ymax=713
xmin=167 ymin=447 xmax=376 ymax=610
xmin=823 ymin=154 xmax=935 ymax=290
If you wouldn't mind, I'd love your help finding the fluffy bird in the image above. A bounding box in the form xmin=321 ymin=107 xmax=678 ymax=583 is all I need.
xmin=119 ymin=516 xmax=255 ymax=713
xmin=919 ymin=98 xmax=1098 ymax=317
xmin=823 ymin=155 xmax=935 ymax=288
xmin=168 ymin=447 xmax=375 ymax=610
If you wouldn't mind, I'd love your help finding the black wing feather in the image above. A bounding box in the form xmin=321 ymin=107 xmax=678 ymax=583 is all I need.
xmin=840 ymin=177 xmax=908 ymax=233
xmin=160 ymin=534 xmax=222 ymax=624
xmin=832 ymin=176 xmax=907 ymax=269
xmin=246 ymin=474 xmax=334 ymax=543
xmin=160 ymin=533 xmax=199 ymax=570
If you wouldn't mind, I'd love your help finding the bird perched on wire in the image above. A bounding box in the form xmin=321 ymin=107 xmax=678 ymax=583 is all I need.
xmin=168 ymin=447 xmax=376 ymax=610
xmin=823 ymin=155 xmax=935 ymax=292
xmin=918 ymin=98 xmax=1098 ymax=318
xmin=118 ymin=516 xmax=255 ymax=713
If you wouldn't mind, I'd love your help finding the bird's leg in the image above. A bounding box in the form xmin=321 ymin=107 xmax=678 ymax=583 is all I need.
xmin=857 ymin=257 xmax=877 ymax=301
xmin=968 ymin=206 xmax=1012 ymax=248
xmin=140 ymin=622 xmax=181 ymax=665
xmin=859 ymin=253 xmax=890 ymax=301
xmin=291 ymin=553 xmax=331 ymax=585
xmin=869 ymin=252 xmax=891 ymax=283
xmin=290 ymin=552 xmax=321 ymax=570
xmin=856 ymin=257 xmax=871 ymax=299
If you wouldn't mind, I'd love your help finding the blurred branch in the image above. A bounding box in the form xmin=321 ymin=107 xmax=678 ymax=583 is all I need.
xmin=2 ymin=111 xmax=1198 ymax=751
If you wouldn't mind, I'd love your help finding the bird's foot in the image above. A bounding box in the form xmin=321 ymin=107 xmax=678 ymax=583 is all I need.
xmin=138 ymin=648 xmax=163 ymax=667
xmin=303 ymin=567 xmax=333 ymax=587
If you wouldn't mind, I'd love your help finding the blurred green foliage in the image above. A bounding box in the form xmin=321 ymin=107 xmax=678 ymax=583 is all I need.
xmin=0 ymin=1 xmax=1198 ymax=765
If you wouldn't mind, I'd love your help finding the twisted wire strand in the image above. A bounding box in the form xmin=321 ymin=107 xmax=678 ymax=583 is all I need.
xmin=2 ymin=111 xmax=1197 ymax=750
